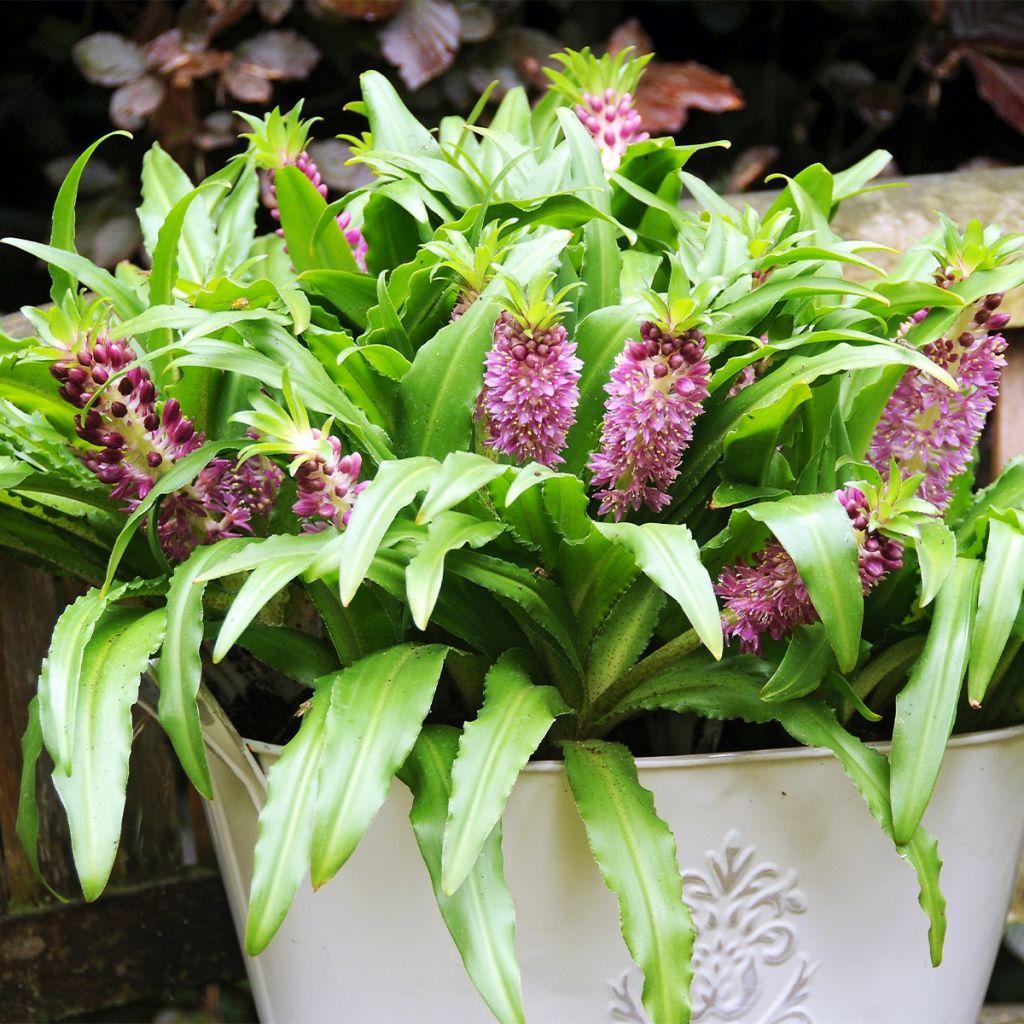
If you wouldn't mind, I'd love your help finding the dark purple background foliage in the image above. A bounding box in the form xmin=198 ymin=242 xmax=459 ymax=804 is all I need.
xmin=3 ymin=0 xmax=1023 ymax=312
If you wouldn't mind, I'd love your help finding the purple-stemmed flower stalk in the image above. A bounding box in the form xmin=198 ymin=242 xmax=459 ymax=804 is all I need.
xmin=588 ymin=321 xmax=711 ymax=520
xmin=51 ymin=335 xmax=282 ymax=561
xmin=715 ymin=487 xmax=904 ymax=655
xmin=868 ymin=294 xmax=1008 ymax=510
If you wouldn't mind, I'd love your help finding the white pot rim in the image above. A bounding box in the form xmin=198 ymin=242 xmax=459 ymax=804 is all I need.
xmin=241 ymin=721 xmax=1024 ymax=773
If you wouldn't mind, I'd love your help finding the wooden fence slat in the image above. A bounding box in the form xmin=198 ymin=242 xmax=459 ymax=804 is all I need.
xmin=0 ymin=873 xmax=244 ymax=1022
xmin=0 ymin=557 xmax=81 ymax=908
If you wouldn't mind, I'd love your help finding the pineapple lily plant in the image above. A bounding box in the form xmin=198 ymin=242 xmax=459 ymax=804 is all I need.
xmin=5 ymin=48 xmax=1024 ymax=1024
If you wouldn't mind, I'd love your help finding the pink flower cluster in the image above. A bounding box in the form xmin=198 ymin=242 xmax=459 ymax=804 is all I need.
xmin=292 ymin=428 xmax=367 ymax=532
xmin=479 ymin=311 xmax=582 ymax=467
xmin=574 ymin=87 xmax=649 ymax=172
xmin=715 ymin=487 xmax=903 ymax=655
xmin=868 ymin=294 xmax=1009 ymax=509
xmin=588 ymin=321 xmax=711 ymax=520
xmin=52 ymin=335 xmax=281 ymax=561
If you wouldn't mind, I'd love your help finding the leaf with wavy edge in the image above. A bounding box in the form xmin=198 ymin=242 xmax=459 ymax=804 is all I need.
xmin=564 ymin=740 xmax=694 ymax=1024
xmin=595 ymin=520 xmax=722 ymax=660
xmin=406 ymin=512 xmax=505 ymax=629
xmin=743 ymin=493 xmax=862 ymax=672
xmin=157 ymin=538 xmax=251 ymax=799
xmin=245 ymin=683 xmax=330 ymax=955
xmin=442 ymin=652 xmax=566 ymax=894
xmin=970 ymin=517 xmax=1024 ymax=705
xmin=337 ymin=457 xmax=439 ymax=604
xmin=38 ymin=588 xmax=111 ymax=774
xmin=599 ymin=661 xmax=946 ymax=965
xmin=16 ymin=697 xmax=67 ymax=901
xmin=416 ymin=451 xmax=509 ymax=524
xmin=891 ymin=558 xmax=979 ymax=845
xmin=398 ymin=726 xmax=525 ymax=1024
xmin=309 ymin=643 xmax=447 ymax=887
xmin=53 ymin=606 xmax=166 ymax=901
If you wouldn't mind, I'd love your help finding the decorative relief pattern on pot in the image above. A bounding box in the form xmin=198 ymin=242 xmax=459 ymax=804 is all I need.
xmin=608 ymin=830 xmax=818 ymax=1024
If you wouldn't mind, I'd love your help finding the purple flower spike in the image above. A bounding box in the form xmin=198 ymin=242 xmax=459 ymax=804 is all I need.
xmin=588 ymin=321 xmax=711 ymax=520
xmin=292 ymin=429 xmax=368 ymax=531
xmin=156 ymin=456 xmax=285 ymax=562
xmin=716 ymin=486 xmax=903 ymax=655
xmin=479 ymin=311 xmax=582 ymax=467
xmin=715 ymin=541 xmax=817 ymax=656
xmin=52 ymin=334 xmax=281 ymax=560
xmin=575 ymin=88 xmax=649 ymax=173
xmin=868 ymin=296 xmax=1008 ymax=509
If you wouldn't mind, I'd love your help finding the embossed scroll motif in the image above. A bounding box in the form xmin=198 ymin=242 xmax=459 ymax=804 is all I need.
xmin=608 ymin=830 xmax=819 ymax=1024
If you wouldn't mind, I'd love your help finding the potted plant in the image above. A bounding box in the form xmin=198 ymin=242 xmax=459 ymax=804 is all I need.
xmin=5 ymin=47 xmax=1024 ymax=1024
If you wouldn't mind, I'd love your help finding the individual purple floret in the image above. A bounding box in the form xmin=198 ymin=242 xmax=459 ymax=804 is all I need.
xmin=588 ymin=321 xmax=710 ymax=520
xmin=868 ymin=293 xmax=1008 ymax=510
xmin=51 ymin=334 xmax=281 ymax=560
xmin=574 ymin=87 xmax=649 ymax=173
xmin=292 ymin=428 xmax=368 ymax=531
xmin=716 ymin=486 xmax=903 ymax=655
xmin=479 ymin=311 xmax=582 ymax=467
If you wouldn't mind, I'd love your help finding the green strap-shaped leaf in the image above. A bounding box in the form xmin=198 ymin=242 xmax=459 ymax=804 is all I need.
xmin=564 ymin=740 xmax=694 ymax=1024
xmin=3 ymin=239 xmax=143 ymax=321
xmin=558 ymin=529 xmax=639 ymax=651
xmin=235 ymin=624 xmax=338 ymax=687
xmin=246 ymin=683 xmax=331 ymax=955
xmin=309 ymin=643 xmax=448 ymax=887
xmin=416 ymin=451 xmax=509 ymax=524
xmin=759 ymin=623 xmax=834 ymax=702
xmin=891 ymin=557 xmax=980 ymax=845
xmin=595 ymin=521 xmax=723 ymax=660
xmin=276 ymin=164 xmax=358 ymax=273
xmin=776 ymin=699 xmax=947 ymax=967
xmin=744 ymin=494 xmax=862 ymax=671
xmin=603 ymin=664 xmax=947 ymax=965
xmin=150 ymin=181 xmax=228 ymax=301
xmin=337 ymin=457 xmax=439 ymax=604
xmin=586 ymin=577 xmax=666 ymax=705
xmin=157 ymin=538 xmax=251 ymax=798
xmin=16 ymin=696 xmax=67 ymax=901
xmin=38 ymin=587 xmax=110 ymax=773
xmin=212 ymin=547 xmax=330 ymax=661
xmin=306 ymin=578 xmax=402 ymax=665
xmin=442 ymin=652 xmax=567 ymax=894
xmin=52 ymin=607 xmax=166 ymax=901
xmin=397 ymin=726 xmax=525 ymax=1024
xmin=915 ymin=519 xmax=957 ymax=608
xmin=397 ymin=295 xmax=503 ymax=460
xmin=969 ymin=517 xmax=1024 ymax=705
xmin=299 ymin=269 xmax=378 ymax=329
xmin=577 ymin=219 xmax=622 ymax=321
xmin=445 ymin=549 xmax=583 ymax=676
xmin=138 ymin=143 xmax=216 ymax=280
xmin=48 ymin=130 xmax=132 ymax=304
xmin=406 ymin=512 xmax=505 ymax=629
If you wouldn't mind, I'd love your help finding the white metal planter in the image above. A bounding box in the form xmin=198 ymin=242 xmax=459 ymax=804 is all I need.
xmin=198 ymin=691 xmax=1024 ymax=1024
